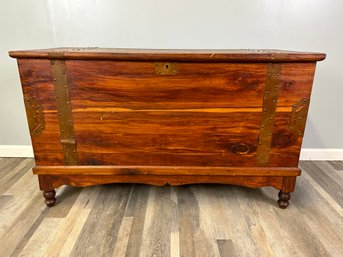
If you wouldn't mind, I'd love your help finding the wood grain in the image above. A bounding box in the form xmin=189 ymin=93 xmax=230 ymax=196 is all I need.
xmin=17 ymin=59 xmax=64 ymax=165
xmin=216 ymin=240 xmax=236 ymax=257
xmin=44 ymin=187 xmax=101 ymax=257
xmin=0 ymin=178 xmax=46 ymax=257
xmin=0 ymin=158 xmax=34 ymax=195
xmin=33 ymin=165 xmax=301 ymax=176
xmin=300 ymin=161 xmax=343 ymax=207
xmin=0 ymin=158 xmax=342 ymax=257
xmin=67 ymin=61 xmax=315 ymax=109
xmin=9 ymin=48 xmax=326 ymax=62
xmin=328 ymin=161 xmax=343 ymax=171
xmin=71 ymin=110 xmax=305 ymax=167
xmin=291 ymin=172 xmax=343 ymax=257
xmin=73 ymin=111 xmax=262 ymax=167
xmin=68 ymin=184 xmax=131 ymax=257
xmin=17 ymin=218 xmax=63 ymax=257
xmin=11 ymin=49 xmax=324 ymax=208
xmin=47 ymin=174 xmax=285 ymax=191
xmin=139 ymin=186 xmax=172 ymax=257
xmin=112 ymin=217 xmax=133 ymax=257
xmin=124 ymin=185 xmax=150 ymax=257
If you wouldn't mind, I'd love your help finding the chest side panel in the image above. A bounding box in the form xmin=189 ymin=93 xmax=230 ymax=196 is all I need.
xmin=17 ymin=59 xmax=64 ymax=165
xmin=270 ymin=63 xmax=316 ymax=166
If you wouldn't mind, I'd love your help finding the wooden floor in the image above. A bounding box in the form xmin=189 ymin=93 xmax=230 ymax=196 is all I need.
xmin=0 ymin=158 xmax=342 ymax=257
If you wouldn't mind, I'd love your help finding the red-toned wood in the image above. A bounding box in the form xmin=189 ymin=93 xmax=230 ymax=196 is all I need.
xmin=66 ymin=61 xmax=315 ymax=109
xmin=50 ymin=174 xmax=285 ymax=189
xmin=277 ymin=176 xmax=297 ymax=208
xmin=10 ymin=48 xmax=326 ymax=208
xmin=65 ymin=61 xmax=315 ymax=167
xmin=17 ymin=59 xmax=64 ymax=165
xmin=43 ymin=190 xmax=56 ymax=207
xmin=33 ymin=165 xmax=301 ymax=176
xmin=38 ymin=175 xmax=56 ymax=207
xmin=278 ymin=191 xmax=291 ymax=209
xmin=71 ymin=109 xmax=304 ymax=167
xmin=38 ymin=174 xmax=54 ymax=191
xmin=282 ymin=176 xmax=297 ymax=193
xmin=73 ymin=111 xmax=261 ymax=166
xmin=9 ymin=48 xmax=326 ymax=62
xmin=269 ymin=112 xmax=304 ymax=167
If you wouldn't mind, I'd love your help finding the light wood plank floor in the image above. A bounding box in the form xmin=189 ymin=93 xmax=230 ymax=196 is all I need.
xmin=0 ymin=158 xmax=342 ymax=257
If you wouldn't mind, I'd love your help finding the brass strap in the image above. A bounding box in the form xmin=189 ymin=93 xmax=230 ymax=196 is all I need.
xmin=50 ymin=60 xmax=78 ymax=165
xmin=256 ymin=63 xmax=282 ymax=165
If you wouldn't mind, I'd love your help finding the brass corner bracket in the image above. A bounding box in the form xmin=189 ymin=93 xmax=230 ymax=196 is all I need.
xmin=24 ymin=96 xmax=45 ymax=136
xmin=289 ymin=98 xmax=310 ymax=139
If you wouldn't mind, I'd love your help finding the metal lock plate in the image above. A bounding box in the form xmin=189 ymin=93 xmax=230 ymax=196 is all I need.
xmin=154 ymin=62 xmax=178 ymax=75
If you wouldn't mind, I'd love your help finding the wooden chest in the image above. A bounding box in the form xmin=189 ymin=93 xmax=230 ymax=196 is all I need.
xmin=9 ymin=48 xmax=325 ymax=208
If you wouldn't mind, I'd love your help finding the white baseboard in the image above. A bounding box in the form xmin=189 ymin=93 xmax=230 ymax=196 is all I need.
xmin=299 ymin=149 xmax=343 ymax=161
xmin=0 ymin=145 xmax=34 ymax=158
xmin=0 ymin=145 xmax=342 ymax=160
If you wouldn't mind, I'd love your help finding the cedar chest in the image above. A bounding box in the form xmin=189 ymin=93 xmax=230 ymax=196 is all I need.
xmin=9 ymin=48 xmax=326 ymax=208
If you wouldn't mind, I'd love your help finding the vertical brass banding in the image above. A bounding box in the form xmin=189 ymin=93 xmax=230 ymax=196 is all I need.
xmin=256 ymin=63 xmax=282 ymax=165
xmin=50 ymin=60 xmax=78 ymax=165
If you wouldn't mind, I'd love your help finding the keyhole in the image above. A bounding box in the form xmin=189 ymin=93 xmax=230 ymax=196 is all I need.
xmin=165 ymin=64 xmax=169 ymax=69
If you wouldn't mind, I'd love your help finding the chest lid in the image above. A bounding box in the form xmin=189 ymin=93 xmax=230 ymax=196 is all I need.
xmin=9 ymin=48 xmax=326 ymax=62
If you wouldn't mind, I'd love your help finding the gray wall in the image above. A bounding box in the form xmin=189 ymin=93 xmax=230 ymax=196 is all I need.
xmin=1 ymin=0 xmax=342 ymax=148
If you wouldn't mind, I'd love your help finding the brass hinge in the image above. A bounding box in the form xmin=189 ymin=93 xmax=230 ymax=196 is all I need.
xmin=24 ymin=96 xmax=45 ymax=136
xmin=154 ymin=62 xmax=178 ymax=75
xmin=256 ymin=63 xmax=282 ymax=165
xmin=50 ymin=60 xmax=78 ymax=165
xmin=289 ymin=98 xmax=310 ymax=139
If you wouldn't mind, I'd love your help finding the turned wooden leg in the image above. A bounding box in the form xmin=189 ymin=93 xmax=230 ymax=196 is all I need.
xmin=278 ymin=191 xmax=290 ymax=209
xmin=277 ymin=176 xmax=297 ymax=209
xmin=43 ymin=190 xmax=56 ymax=207
xmin=38 ymin=175 xmax=56 ymax=207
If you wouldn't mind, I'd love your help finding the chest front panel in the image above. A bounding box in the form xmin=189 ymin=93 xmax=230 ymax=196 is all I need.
xmin=18 ymin=59 xmax=316 ymax=167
